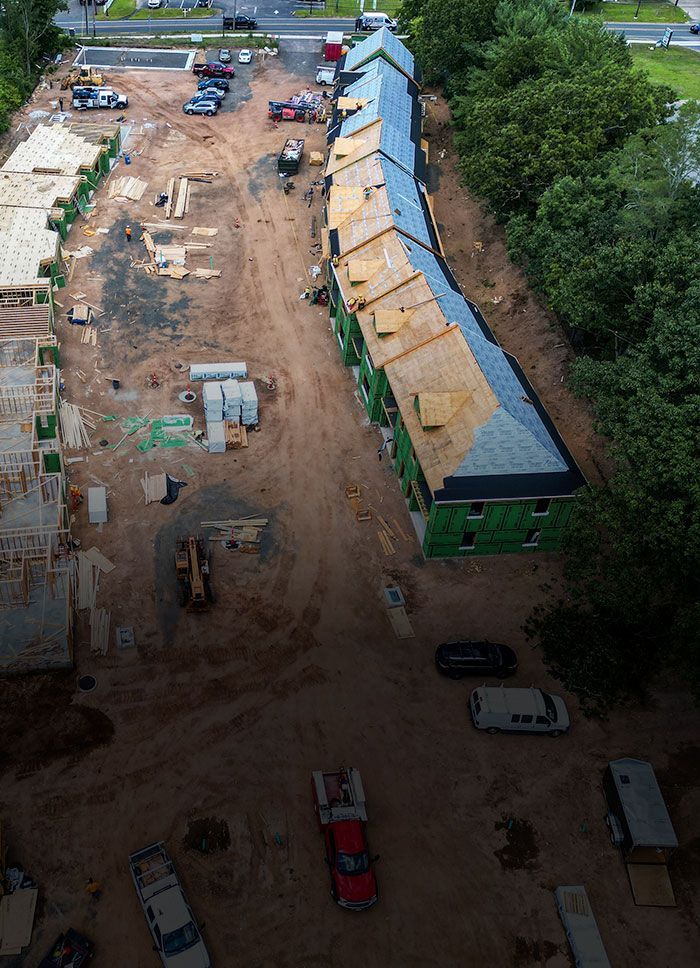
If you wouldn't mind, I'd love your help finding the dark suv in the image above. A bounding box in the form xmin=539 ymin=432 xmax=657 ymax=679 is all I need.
xmin=435 ymin=641 xmax=518 ymax=679
xmin=223 ymin=14 xmax=257 ymax=29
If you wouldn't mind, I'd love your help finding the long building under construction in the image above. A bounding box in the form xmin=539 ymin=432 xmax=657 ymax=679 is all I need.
xmin=321 ymin=29 xmax=585 ymax=558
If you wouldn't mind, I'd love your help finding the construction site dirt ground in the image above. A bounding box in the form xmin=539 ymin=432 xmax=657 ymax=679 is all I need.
xmin=1 ymin=51 xmax=699 ymax=968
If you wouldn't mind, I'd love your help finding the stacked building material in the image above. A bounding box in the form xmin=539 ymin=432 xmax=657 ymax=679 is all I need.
xmin=239 ymin=381 xmax=258 ymax=426
xmin=221 ymin=378 xmax=242 ymax=422
xmin=207 ymin=421 xmax=226 ymax=454
xmin=190 ymin=362 xmax=247 ymax=381
xmin=202 ymin=381 xmax=224 ymax=422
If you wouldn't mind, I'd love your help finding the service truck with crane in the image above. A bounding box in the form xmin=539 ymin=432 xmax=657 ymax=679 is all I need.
xmin=312 ymin=766 xmax=379 ymax=910
xmin=72 ymin=86 xmax=128 ymax=111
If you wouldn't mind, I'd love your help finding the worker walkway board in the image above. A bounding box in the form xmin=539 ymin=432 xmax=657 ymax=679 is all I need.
xmin=74 ymin=46 xmax=197 ymax=71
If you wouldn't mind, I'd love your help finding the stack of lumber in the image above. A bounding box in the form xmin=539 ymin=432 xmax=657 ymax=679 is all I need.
xmin=158 ymin=266 xmax=189 ymax=279
xmin=224 ymin=421 xmax=248 ymax=449
xmin=193 ymin=268 xmax=221 ymax=280
xmin=141 ymin=471 xmax=168 ymax=504
xmin=191 ymin=227 xmax=218 ymax=236
xmin=374 ymin=512 xmax=410 ymax=555
xmin=80 ymin=325 xmax=98 ymax=346
xmin=108 ymin=176 xmax=148 ymax=201
xmin=76 ymin=550 xmax=99 ymax=611
xmin=174 ymin=177 xmax=189 ymax=219
xmin=202 ymin=516 xmax=268 ymax=530
xmin=90 ymin=607 xmax=110 ymax=655
xmin=59 ymin=402 xmax=92 ymax=449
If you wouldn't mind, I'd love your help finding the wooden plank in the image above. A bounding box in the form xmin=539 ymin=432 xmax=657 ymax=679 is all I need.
xmin=376 ymin=513 xmax=396 ymax=540
xmin=0 ymin=888 xmax=38 ymax=952
xmin=393 ymin=517 xmax=411 ymax=542
xmin=165 ymin=176 xmax=175 ymax=219
xmin=386 ymin=605 xmax=415 ymax=639
xmin=173 ymin=177 xmax=188 ymax=219
xmin=84 ymin=546 xmax=115 ymax=574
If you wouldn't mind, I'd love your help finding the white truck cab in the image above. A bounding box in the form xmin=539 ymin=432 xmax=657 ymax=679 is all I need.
xmin=72 ymin=86 xmax=128 ymax=110
xmin=469 ymin=686 xmax=570 ymax=736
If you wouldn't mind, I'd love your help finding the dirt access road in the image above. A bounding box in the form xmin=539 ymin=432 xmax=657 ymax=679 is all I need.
xmin=0 ymin=49 xmax=698 ymax=968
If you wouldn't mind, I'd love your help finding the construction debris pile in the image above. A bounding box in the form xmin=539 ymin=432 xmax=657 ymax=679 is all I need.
xmin=203 ymin=515 xmax=269 ymax=554
xmin=0 ymin=825 xmax=38 ymax=957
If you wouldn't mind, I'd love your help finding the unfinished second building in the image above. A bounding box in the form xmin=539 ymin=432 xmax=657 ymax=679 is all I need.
xmin=0 ymin=120 xmax=123 ymax=673
xmin=322 ymin=30 xmax=585 ymax=558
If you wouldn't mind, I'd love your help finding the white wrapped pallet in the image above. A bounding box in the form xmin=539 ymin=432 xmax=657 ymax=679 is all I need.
xmin=203 ymin=382 xmax=224 ymax=416
xmin=190 ymin=362 xmax=247 ymax=381
xmin=206 ymin=420 xmax=226 ymax=454
xmin=239 ymin=380 xmax=258 ymax=425
xmin=221 ymin=379 xmax=242 ymax=420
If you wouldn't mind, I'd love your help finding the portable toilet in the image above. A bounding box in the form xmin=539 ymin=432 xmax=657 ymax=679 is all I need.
xmin=324 ymin=31 xmax=344 ymax=62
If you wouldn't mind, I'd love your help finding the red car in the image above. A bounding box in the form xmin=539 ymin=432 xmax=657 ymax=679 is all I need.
xmin=312 ymin=767 xmax=378 ymax=911
xmin=192 ymin=62 xmax=235 ymax=79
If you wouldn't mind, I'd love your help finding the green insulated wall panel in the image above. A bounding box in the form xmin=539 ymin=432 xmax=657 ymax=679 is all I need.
xmin=422 ymin=497 xmax=574 ymax=558
xmin=357 ymin=348 xmax=388 ymax=423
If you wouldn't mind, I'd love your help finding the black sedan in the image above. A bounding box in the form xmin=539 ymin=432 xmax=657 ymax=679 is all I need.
xmin=435 ymin=641 xmax=518 ymax=679
xmin=197 ymin=78 xmax=229 ymax=92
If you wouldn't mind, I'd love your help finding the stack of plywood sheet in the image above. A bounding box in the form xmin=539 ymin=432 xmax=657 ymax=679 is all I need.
xmin=221 ymin=379 xmax=242 ymax=421
xmin=239 ymin=380 xmax=258 ymax=426
xmin=207 ymin=421 xmax=226 ymax=454
xmin=108 ymin=176 xmax=148 ymax=201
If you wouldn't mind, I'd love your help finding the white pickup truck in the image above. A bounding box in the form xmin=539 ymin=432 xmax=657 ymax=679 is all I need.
xmin=129 ymin=842 xmax=211 ymax=967
xmin=72 ymin=86 xmax=128 ymax=110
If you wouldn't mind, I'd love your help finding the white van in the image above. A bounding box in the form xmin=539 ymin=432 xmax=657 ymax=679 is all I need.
xmin=355 ymin=13 xmax=398 ymax=33
xmin=315 ymin=65 xmax=336 ymax=86
xmin=469 ymin=686 xmax=570 ymax=736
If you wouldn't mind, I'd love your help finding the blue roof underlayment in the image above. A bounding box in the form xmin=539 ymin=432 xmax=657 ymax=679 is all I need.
xmin=331 ymin=30 xmax=582 ymax=493
xmin=343 ymin=27 xmax=417 ymax=78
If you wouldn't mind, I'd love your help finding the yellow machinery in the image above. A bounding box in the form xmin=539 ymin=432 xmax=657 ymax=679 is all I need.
xmin=61 ymin=67 xmax=106 ymax=91
xmin=175 ymin=536 xmax=212 ymax=612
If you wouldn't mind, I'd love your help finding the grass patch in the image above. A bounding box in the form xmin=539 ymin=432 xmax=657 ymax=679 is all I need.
xmin=294 ymin=0 xmax=400 ymax=17
xmin=578 ymin=1 xmax=689 ymax=24
xmin=97 ymin=0 xmax=135 ymax=19
xmin=131 ymin=6 xmax=222 ymax=18
xmin=631 ymin=46 xmax=700 ymax=99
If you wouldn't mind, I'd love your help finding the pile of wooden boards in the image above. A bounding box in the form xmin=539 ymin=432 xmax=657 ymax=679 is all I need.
xmin=80 ymin=325 xmax=98 ymax=346
xmin=224 ymin=421 xmax=248 ymax=449
xmin=90 ymin=607 xmax=110 ymax=656
xmin=136 ymin=228 xmax=217 ymax=281
xmin=0 ymin=886 xmax=38 ymax=957
xmin=141 ymin=471 xmax=168 ymax=505
xmin=164 ymin=171 xmax=219 ymax=219
xmin=344 ymin=483 xmax=412 ymax=555
xmin=59 ymin=401 xmax=92 ymax=449
xmin=108 ymin=175 xmax=148 ymax=201
xmin=202 ymin=515 xmax=268 ymax=554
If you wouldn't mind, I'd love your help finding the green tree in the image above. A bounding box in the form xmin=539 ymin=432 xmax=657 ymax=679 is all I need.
xmin=0 ymin=0 xmax=67 ymax=78
xmin=398 ymin=0 xmax=500 ymax=90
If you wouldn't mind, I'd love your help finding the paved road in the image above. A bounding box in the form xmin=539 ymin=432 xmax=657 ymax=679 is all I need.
xmin=56 ymin=10 xmax=700 ymax=42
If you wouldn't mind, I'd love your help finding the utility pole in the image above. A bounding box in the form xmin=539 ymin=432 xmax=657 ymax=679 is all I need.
xmin=634 ymin=0 xmax=642 ymax=19
xmin=91 ymin=0 xmax=97 ymax=38
xmin=83 ymin=0 xmax=89 ymax=35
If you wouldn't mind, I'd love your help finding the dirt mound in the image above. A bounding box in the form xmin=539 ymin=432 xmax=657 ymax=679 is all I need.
xmin=184 ymin=816 xmax=231 ymax=854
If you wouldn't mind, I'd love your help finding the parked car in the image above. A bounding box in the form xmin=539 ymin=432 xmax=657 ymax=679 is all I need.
xmin=147 ymin=0 xmax=163 ymax=7
xmin=192 ymin=62 xmax=235 ymax=79
xmin=234 ymin=14 xmax=257 ymax=29
xmin=469 ymin=686 xmax=570 ymax=736
xmin=690 ymin=23 xmax=700 ymax=34
xmin=355 ymin=13 xmax=398 ymax=32
xmin=183 ymin=99 xmax=219 ymax=116
xmin=190 ymin=90 xmax=224 ymax=104
xmin=238 ymin=48 xmax=253 ymax=64
xmin=435 ymin=641 xmax=518 ymax=679
xmin=218 ymin=48 xmax=232 ymax=63
xmin=197 ymin=78 xmax=229 ymax=92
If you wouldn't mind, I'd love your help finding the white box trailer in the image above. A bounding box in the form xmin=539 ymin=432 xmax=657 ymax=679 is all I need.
xmin=555 ymin=887 xmax=611 ymax=968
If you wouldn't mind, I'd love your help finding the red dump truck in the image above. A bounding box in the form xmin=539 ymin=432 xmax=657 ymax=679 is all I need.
xmin=311 ymin=767 xmax=378 ymax=911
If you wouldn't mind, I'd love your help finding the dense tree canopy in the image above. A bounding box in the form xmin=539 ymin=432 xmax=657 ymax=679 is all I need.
xmin=0 ymin=0 xmax=67 ymax=131
xmin=400 ymin=1 xmax=700 ymax=710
